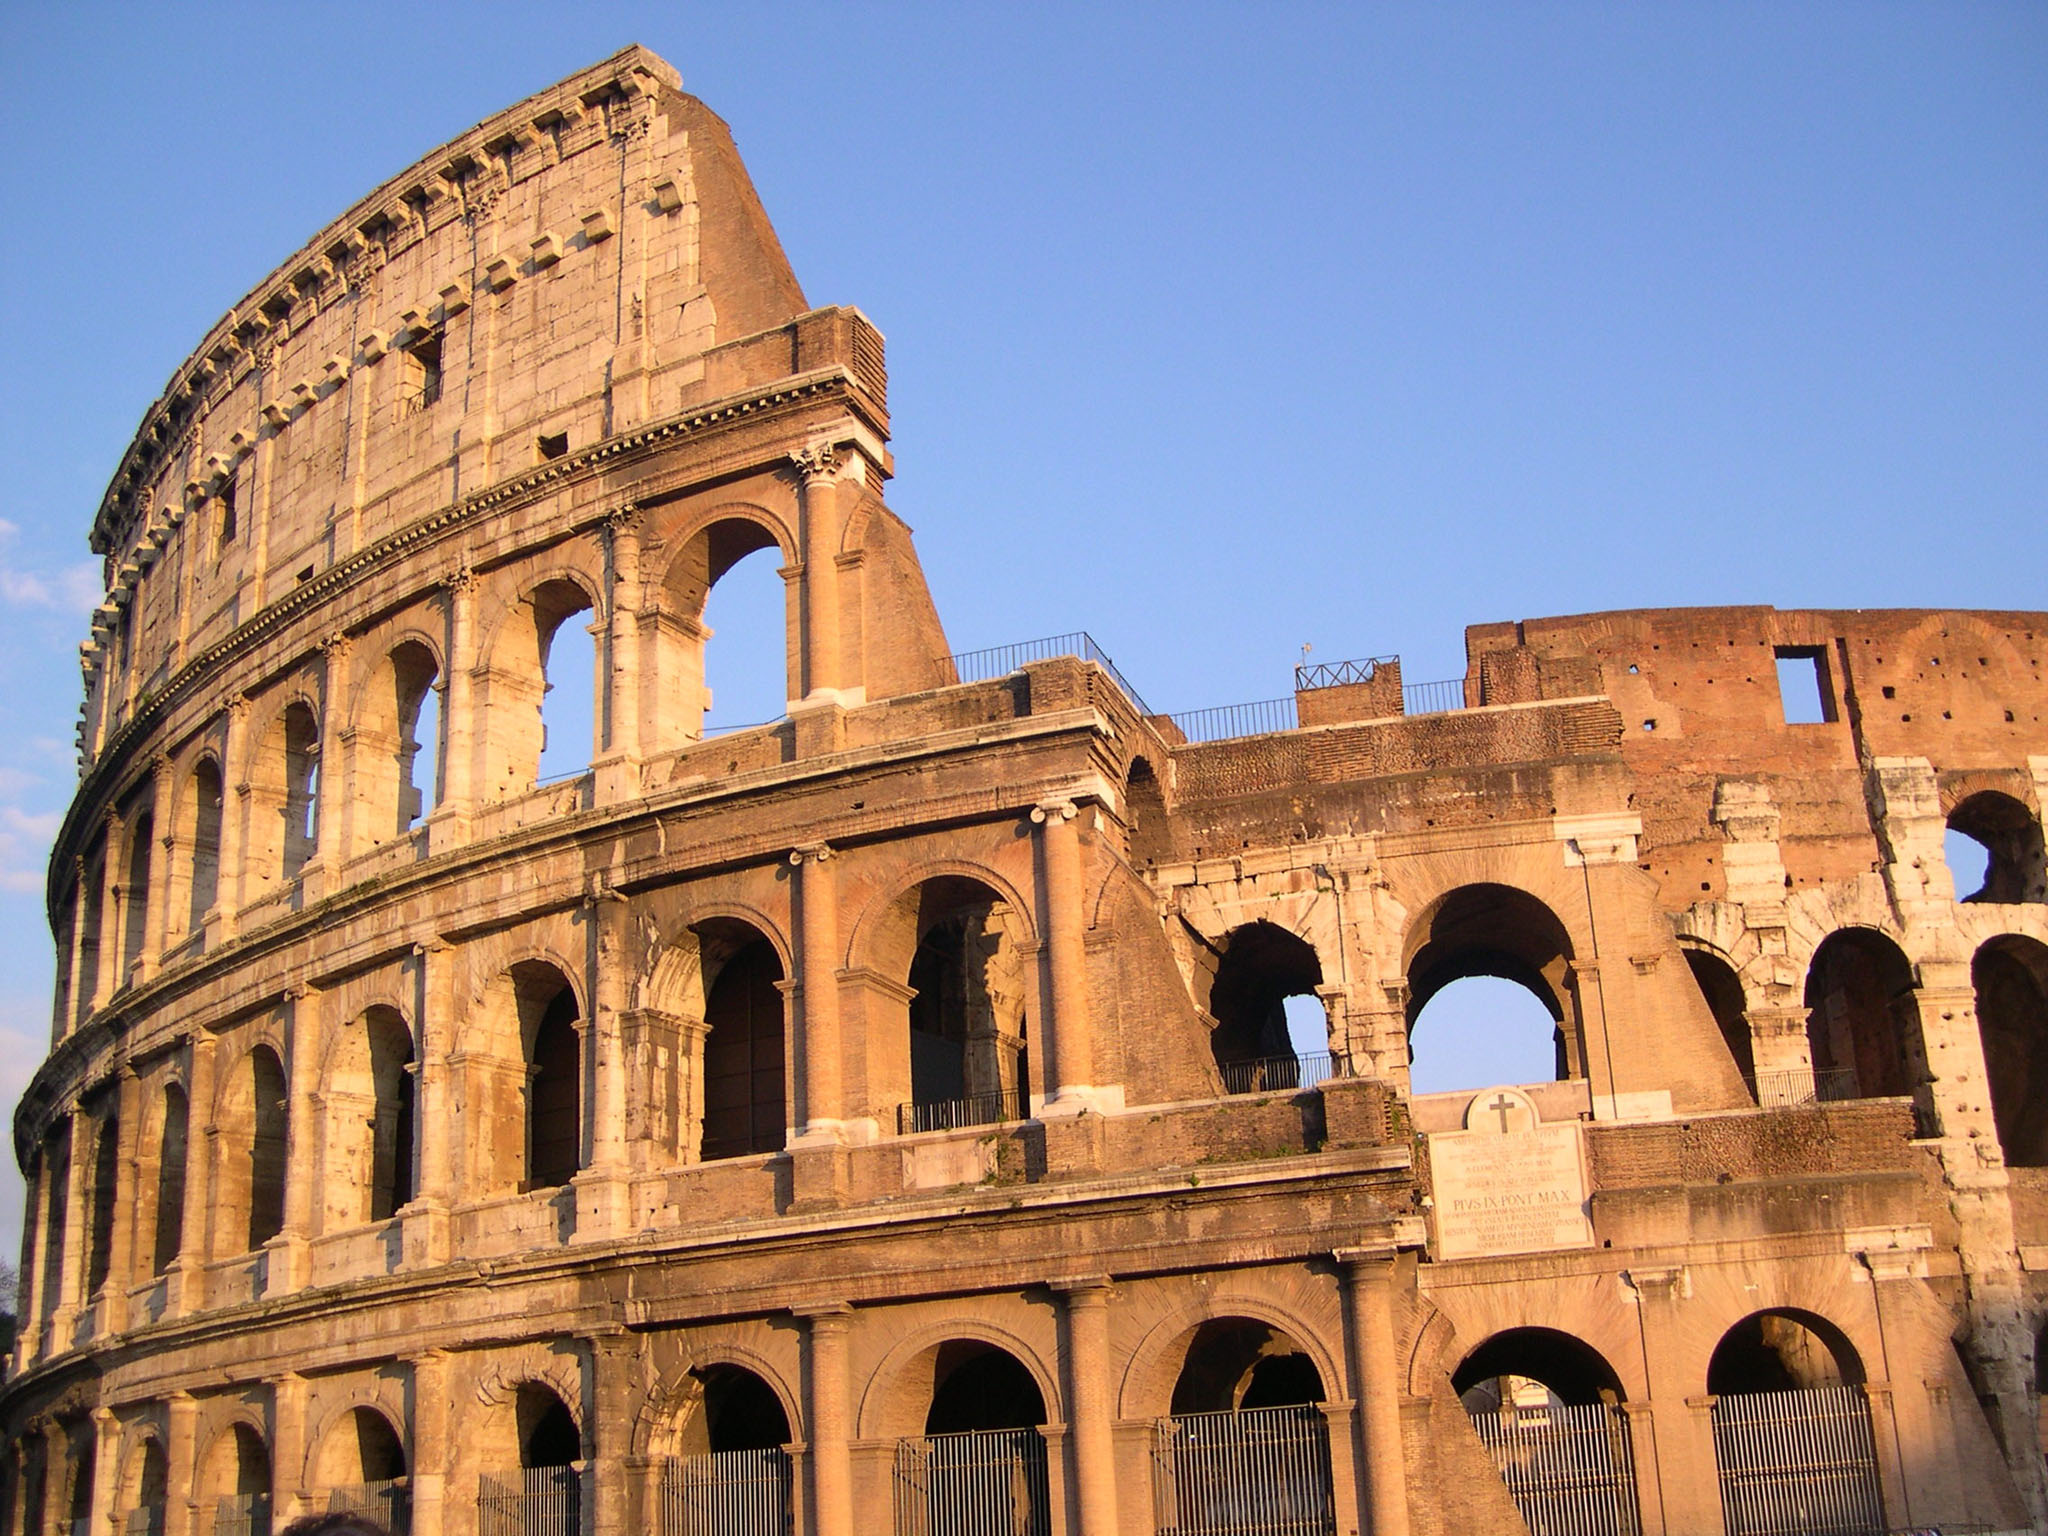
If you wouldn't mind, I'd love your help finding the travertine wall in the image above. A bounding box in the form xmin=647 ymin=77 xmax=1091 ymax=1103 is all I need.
xmin=6 ymin=45 xmax=2047 ymax=1536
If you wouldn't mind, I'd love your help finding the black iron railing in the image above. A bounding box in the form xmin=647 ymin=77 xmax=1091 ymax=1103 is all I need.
xmin=1216 ymin=1052 xmax=1347 ymax=1097
xmin=899 ymin=1086 xmax=1030 ymax=1135
xmin=1294 ymin=655 xmax=1396 ymax=691
xmin=946 ymin=632 xmax=1154 ymax=716
xmin=1400 ymin=677 xmax=1468 ymax=716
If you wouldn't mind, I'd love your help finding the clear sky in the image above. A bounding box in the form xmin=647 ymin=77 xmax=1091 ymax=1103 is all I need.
xmin=0 ymin=3 xmax=2042 ymax=1258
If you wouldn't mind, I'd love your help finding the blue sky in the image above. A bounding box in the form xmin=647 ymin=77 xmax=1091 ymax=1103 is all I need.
xmin=0 ymin=4 xmax=2041 ymax=1256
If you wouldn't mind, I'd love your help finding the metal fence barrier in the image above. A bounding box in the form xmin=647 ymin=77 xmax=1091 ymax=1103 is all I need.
xmin=212 ymin=1492 xmax=273 ymax=1536
xmin=1294 ymin=656 xmax=1396 ymax=691
xmin=947 ymin=632 xmax=1154 ymax=716
xmin=1711 ymin=1386 xmax=1884 ymax=1536
xmin=1216 ymin=1052 xmax=1344 ymax=1097
xmin=899 ymin=1086 xmax=1030 ymax=1135
xmin=326 ymin=1480 xmax=410 ymax=1535
xmin=1748 ymin=1069 xmax=1861 ymax=1108
xmin=1169 ymin=698 xmax=1299 ymax=744
xmin=661 ymin=1448 xmax=792 ymax=1536
xmin=893 ymin=1427 xmax=1052 ymax=1536
xmin=1400 ymin=677 xmax=1468 ymax=716
xmin=1151 ymin=1403 xmax=1336 ymax=1536
xmin=1467 ymin=1400 xmax=1642 ymax=1536
xmin=479 ymin=1466 xmax=582 ymax=1536
xmin=121 ymin=1513 xmax=166 ymax=1536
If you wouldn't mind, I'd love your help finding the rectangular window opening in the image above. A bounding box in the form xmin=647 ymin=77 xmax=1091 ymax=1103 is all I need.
xmin=537 ymin=431 xmax=569 ymax=462
xmin=217 ymin=474 xmax=238 ymax=547
xmin=406 ymin=333 xmax=444 ymax=412
xmin=1774 ymin=647 xmax=1833 ymax=724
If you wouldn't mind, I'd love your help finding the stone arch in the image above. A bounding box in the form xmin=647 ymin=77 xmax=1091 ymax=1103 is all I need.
xmin=240 ymin=688 xmax=323 ymax=892
xmin=1119 ymin=1292 xmax=1346 ymax=1423
xmin=845 ymin=857 xmax=1040 ymax=973
xmin=320 ymin=1004 xmax=416 ymax=1229
xmin=1402 ymin=881 xmax=1580 ymax=1086
xmin=117 ymin=1430 xmax=168 ymax=1524
xmin=849 ymin=865 xmax=1037 ymax=1127
xmin=1707 ymin=1307 xmax=1866 ymax=1393
xmin=857 ymin=1317 xmax=1063 ymax=1441
xmin=194 ymin=1414 xmax=271 ymax=1513
xmin=307 ymin=1402 xmax=408 ymax=1491
xmin=118 ymin=800 xmax=154 ymax=980
xmin=1404 ymin=1301 xmax=1461 ymax=1400
xmin=148 ymin=1078 xmax=189 ymax=1275
xmin=647 ymin=1348 xmax=801 ymax=1461
xmin=1194 ymin=919 xmax=1326 ymax=1083
xmin=477 ymin=567 xmax=605 ymax=800
xmin=1677 ymin=938 xmax=1757 ymax=1097
xmin=174 ymin=751 xmax=225 ymax=940
xmin=1452 ymin=1326 xmax=1628 ymax=1408
xmin=642 ymin=901 xmax=796 ymax=1018
xmin=353 ymin=634 xmax=444 ymax=848
xmin=1804 ymin=926 xmax=1921 ymax=1103
xmin=1972 ymin=934 xmax=2048 ymax=1165
xmin=475 ymin=957 xmax=585 ymax=1193
xmin=650 ymin=505 xmax=797 ymax=748
xmin=694 ymin=918 xmax=788 ymax=1162
xmin=214 ymin=1039 xmax=288 ymax=1254
xmin=1947 ymin=789 xmax=2047 ymax=904
xmin=1121 ymin=753 xmax=1172 ymax=868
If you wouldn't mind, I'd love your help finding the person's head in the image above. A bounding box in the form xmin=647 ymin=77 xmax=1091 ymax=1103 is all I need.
xmin=277 ymin=1517 xmax=391 ymax=1536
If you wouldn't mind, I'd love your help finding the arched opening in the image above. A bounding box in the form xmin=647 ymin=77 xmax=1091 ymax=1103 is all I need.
xmin=517 ymin=1385 xmax=581 ymax=1469
xmin=516 ymin=964 xmax=582 ymax=1191
xmin=62 ymin=1427 xmax=92 ymax=1536
xmin=314 ymin=1407 xmax=408 ymax=1529
xmin=123 ymin=1437 xmax=167 ymax=1533
xmin=324 ymin=1008 xmax=416 ymax=1229
xmin=1200 ymin=921 xmax=1327 ymax=1093
xmin=1973 ymin=936 xmax=2048 ymax=1167
xmin=700 ymin=543 xmax=790 ymax=732
xmin=897 ymin=1343 xmax=1052 ymax=1535
xmin=76 ymin=846 xmax=106 ymax=1021
xmin=661 ymin=1365 xmax=795 ymax=1529
xmin=1157 ymin=1319 xmax=1335 ymax=1536
xmin=1947 ymin=791 xmax=2046 ymax=904
xmin=1124 ymin=755 xmax=1171 ymax=867
xmin=184 ymin=758 xmax=223 ymax=933
xmin=218 ymin=1045 xmax=288 ymax=1254
xmin=151 ymin=1084 xmax=188 ymax=1274
xmin=656 ymin=516 xmax=790 ymax=748
xmin=120 ymin=809 xmax=153 ymax=979
xmin=1406 ymin=884 xmax=1578 ymax=1095
xmin=484 ymin=579 xmax=597 ymax=797
xmin=14 ymin=1433 xmax=48 ymax=1536
xmin=281 ymin=702 xmax=320 ymax=880
xmin=536 ymin=597 xmax=597 ymax=785
xmin=1708 ymin=1310 xmax=1882 ymax=1534
xmin=698 ymin=927 xmax=787 ymax=1162
xmin=476 ymin=1384 xmax=581 ymax=1534
xmin=38 ymin=1123 xmax=70 ymax=1324
xmin=1804 ymin=929 xmax=1919 ymax=1104
xmin=885 ymin=877 xmax=1031 ymax=1132
xmin=83 ymin=1112 xmax=118 ymax=1298
xmin=1455 ymin=1329 xmax=1640 ymax=1536
xmin=1683 ymin=947 xmax=1757 ymax=1100
xmin=201 ymin=1422 xmax=271 ymax=1536
xmin=380 ymin=640 xmax=442 ymax=839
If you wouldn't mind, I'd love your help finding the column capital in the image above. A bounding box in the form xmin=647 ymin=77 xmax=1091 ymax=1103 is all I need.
xmin=605 ymin=502 xmax=644 ymax=534
xmin=442 ymin=564 xmax=479 ymax=597
xmin=1333 ymin=1244 xmax=1401 ymax=1274
xmin=793 ymin=1300 xmax=854 ymax=1328
xmin=1050 ymin=1274 xmax=1113 ymax=1302
xmin=790 ymin=442 xmax=847 ymax=484
xmin=789 ymin=842 xmax=834 ymax=866
xmin=317 ymin=630 xmax=353 ymax=661
xmin=1031 ymin=799 xmax=1078 ymax=825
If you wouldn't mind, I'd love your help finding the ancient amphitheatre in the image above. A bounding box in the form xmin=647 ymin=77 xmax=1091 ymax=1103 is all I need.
xmin=4 ymin=40 xmax=2047 ymax=1536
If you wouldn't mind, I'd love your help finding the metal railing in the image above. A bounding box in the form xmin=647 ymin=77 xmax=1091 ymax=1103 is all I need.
xmin=1152 ymin=1403 xmax=1336 ymax=1536
xmin=893 ymin=1427 xmax=1052 ymax=1536
xmin=947 ymin=632 xmax=1154 ymax=716
xmin=1294 ymin=656 xmax=1396 ymax=691
xmin=1747 ymin=1069 xmax=1862 ymax=1109
xmin=1400 ymin=677 xmax=1468 ymax=716
xmin=899 ymin=1085 xmax=1029 ymax=1136
xmin=1711 ymin=1386 xmax=1883 ymax=1536
xmin=661 ymin=1448 xmax=792 ymax=1536
xmin=479 ymin=1465 xmax=582 ymax=1536
xmin=1467 ymin=1400 xmax=1642 ymax=1536
xmin=122 ymin=1513 xmax=166 ymax=1536
xmin=1169 ymin=697 xmax=1298 ymax=743
xmin=213 ymin=1492 xmax=273 ymax=1536
xmin=327 ymin=1478 xmax=411 ymax=1534
xmin=1216 ymin=1051 xmax=1346 ymax=1097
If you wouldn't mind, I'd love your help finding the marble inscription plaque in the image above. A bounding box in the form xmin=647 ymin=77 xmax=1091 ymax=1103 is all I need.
xmin=1427 ymin=1086 xmax=1593 ymax=1260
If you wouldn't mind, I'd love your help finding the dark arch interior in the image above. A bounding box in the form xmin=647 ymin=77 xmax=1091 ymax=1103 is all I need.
xmin=135 ymin=1439 xmax=168 ymax=1510
xmin=906 ymin=877 xmax=1026 ymax=1114
xmin=925 ymin=1344 xmax=1047 ymax=1434
xmin=1206 ymin=921 xmax=1323 ymax=1071
xmin=122 ymin=811 xmax=153 ymax=975
xmin=1707 ymin=1311 xmax=1863 ymax=1395
xmin=1804 ymin=929 xmax=1918 ymax=1102
xmin=1406 ymin=885 xmax=1575 ymax=1088
xmin=365 ymin=1008 xmax=417 ymax=1221
xmin=699 ymin=1365 xmax=791 ymax=1452
xmin=247 ymin=1046 xmax=288 ymax=1250
xmin=699 ymin=930 xmax=787 ymax=1162
xmin=1125 ymin=757 xmax=1171 ymax=866
xmin=1974 ymin=936 xmax=2048 ymax=1166
xmin=349 ymin=1408 xmax=407 ymax=1483
xmin=85 ymin=1112 xmax=119 ymax=1295
xmin=517 ymin=965 xmax=581 ymax=1190
xmin=228 ymin=1423 xmax=269 ymax=1497
xmin=1948 ymin=791 xmax=2047 ymax=904
xmin=1683 ymin=948 xmax=1756 ymax=1093
xmin=1453 ymin=1327 xmax=1625 ymax=1411
xmin=187 ymin=759 xmax=224 ymax=929
xmin=152 ymin=1085 xmax=189 ymax=1277
xmin=1170 ymin=1319 xmax=1326 ymax=1416
xmin=517 ymin=1385 xmax=580 ymax=1469
xmin=65 ymin=1431 xmax=93 ymax=1522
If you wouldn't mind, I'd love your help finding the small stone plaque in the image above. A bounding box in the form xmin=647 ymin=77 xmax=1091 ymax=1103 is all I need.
xmin=1427 ymin=1086 xmax=1593 ymax=1260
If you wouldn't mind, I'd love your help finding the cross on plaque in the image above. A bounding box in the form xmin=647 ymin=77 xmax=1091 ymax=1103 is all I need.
xmin=1487 ymin=1092 xmax=1518 ymax=1134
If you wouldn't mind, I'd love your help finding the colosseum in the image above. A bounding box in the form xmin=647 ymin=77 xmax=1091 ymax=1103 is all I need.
xmin=5 ymin=43 xmax=2046 ymax=1536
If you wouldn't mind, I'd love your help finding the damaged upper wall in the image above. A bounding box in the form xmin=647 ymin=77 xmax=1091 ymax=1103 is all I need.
xmin=80 ymin=45 xmax=889 ymax=757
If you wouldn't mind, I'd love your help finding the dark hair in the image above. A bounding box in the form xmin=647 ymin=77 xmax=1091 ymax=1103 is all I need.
xmin=276 ymin=1517 xmax=392 ymax=1536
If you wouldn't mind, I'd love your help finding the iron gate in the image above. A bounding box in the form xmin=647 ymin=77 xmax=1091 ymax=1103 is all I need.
xmin=212 ymin=1491 xmax=273 ymax=1536
xmin=1466 ymin=1401 xmax=1641 ymax=1536
xmin=661 ymin=1447 xmax=793 ymax=1536
xmin=326 ymin=1478 xmax=410 ymax=1535
xmin=478 ymin=1465 xmax=582 ymax=1536
xmin=1150 ymin=1403 xmax=1336 ymax=1536
xmin=892 ymin=1427 xmax=1051 ymax=1536
xmin=1711 ymin=1386 xmax=1884 ymax=1536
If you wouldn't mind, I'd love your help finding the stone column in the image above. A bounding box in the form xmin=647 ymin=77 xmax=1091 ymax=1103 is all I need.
xmin=271 ymin=1373 xmax=309 ymax=1525
xmin=1629 ymin=1267 xmax=1716 ymax=1536
xmin=61 ymin=856 xmax=92 ymax=1038
xmin=49 ymin=1121 xmax=87 ymax=1347
xmin=596 ymin=507 xmax=643 ymax=800
xmin=267 ymin=986 xmax=317 ymax=1294
xmin=1335 ymin=1247 xmax=1410 ymax=1536
xmin=174 ymin=1032 xmax=217 ymax=1315
xmin=89 ymin=1407 xmax=119 ymax=1536
xmin=314 ymin=634 xmax=352 ymax=877
xmin=1745 ymin=1002 xmax=1814 ymax=1105
xmin=1052 ymin=1277 xmax=1120 ymax=1535
xmin=165 ymin=1392 xmax=198 ymax=1536
xmin=796 ymin=1303 xmax=855 ymax=1536
xmin=578 ymin=894 xmax=631 ymax=1236
xmin=17 ymin=1155 xmax=49 ymax=1362
xmin=791 ymin=448 xmax=844 ymax=701
xmin=436 ymin=570 xmax=479 ymax=832
xmin=405 ymin=942 xmax=455 ymax=1267
xmin=409 ymin=1350 xmax=449 ymax=1536
xmin=216 ymin=695 xmax=251 ymax=934
xmin=139 ymin=757 xmax=173 ymax=977
xmin=101 ymin=1066 xmax=144 ymax=1332
xmin=1034 ymin=800 xmax=1100 ymax=1111
xmin=587 ymin=1332 xmax=637 ymax=1536
xmin=91 ymin=812 xmax=124 ymax=1010
xmin=790 ymin=845 xmax=844 ymax=1134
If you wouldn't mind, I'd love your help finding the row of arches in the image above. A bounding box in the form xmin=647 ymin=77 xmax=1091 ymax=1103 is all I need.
xmin=56 ymin=514 xmax=799 ymax=1037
